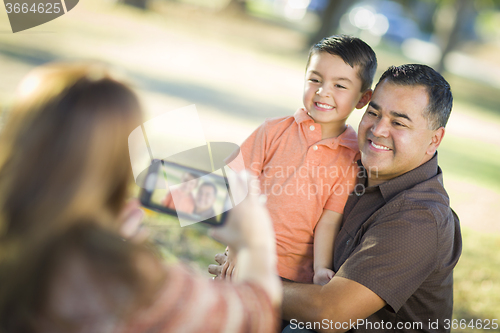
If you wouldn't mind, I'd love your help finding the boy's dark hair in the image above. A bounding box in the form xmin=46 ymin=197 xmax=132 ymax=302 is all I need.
xmin=376 ymin=64 xmax=453 ymax=130
xmin=306 ymin=35 xmax=377 ymax=92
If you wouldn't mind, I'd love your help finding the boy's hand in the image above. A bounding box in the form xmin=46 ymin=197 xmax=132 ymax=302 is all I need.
xmin=313 ymin=268 xmax=335 ymax=286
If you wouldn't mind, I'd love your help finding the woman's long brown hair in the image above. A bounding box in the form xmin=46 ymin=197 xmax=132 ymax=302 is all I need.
xmin=0 ymin=63 xmax=142 ymax=237
xmin=0 ymin=220 xmax=164 ymax=333
xmin=0 ymin=64 xmax=165 ymax=333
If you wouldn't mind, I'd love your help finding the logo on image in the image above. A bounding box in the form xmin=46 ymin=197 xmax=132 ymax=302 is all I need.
xmin=4 ymin=0 xmax=79 ymax=33
xmin=128 ymin=105 xmax=248 ymax=227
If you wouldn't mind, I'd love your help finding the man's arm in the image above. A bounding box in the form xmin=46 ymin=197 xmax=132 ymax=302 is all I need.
xmin=282 ymin=277 xmax=385 ymax=333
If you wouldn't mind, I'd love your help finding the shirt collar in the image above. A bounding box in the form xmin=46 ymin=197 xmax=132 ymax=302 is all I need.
xmin=294 ymin=108 xmax=359 ymax=152
xmin=358 ymin=152 xmax=440 ymax=202
xmin=294 ymin=108 xmax=313 ymax=124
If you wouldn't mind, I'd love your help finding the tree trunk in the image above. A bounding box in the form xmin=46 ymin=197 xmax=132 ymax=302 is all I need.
xmin=121 ymin=0 xmax=148 ymax=10
xmin=222 ymin=0 xmax=246 ymax=15
xmin=435 ymin=0 xmax=470 ymax=73
xmin=307 ymin=0 xmax=352 ymax=48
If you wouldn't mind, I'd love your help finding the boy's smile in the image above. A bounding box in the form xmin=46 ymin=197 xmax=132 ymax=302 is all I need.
xmin=314 ymin=102 xmax=334 ymax=110
xmin=303 ymin=52 xmax=370 ymax=138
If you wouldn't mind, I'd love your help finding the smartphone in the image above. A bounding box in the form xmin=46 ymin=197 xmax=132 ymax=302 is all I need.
xmin=139 ymin=159 xmax=233 ymax=226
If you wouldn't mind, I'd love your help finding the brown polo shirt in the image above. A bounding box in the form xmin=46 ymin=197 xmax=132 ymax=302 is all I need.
xmin=334 ymin=153 xmax=462 ymax=332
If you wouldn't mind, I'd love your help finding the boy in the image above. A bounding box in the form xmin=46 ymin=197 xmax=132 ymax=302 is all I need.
xmin=225 ymin=35 xmax=377 ymax=285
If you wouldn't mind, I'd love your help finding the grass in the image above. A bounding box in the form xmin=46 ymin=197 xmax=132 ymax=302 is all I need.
xmin=142 ymin=209 xmax=226 ymax=276
xmin=447 ymin=74 xmax=500 ymax=122
xmin=453 ymin=227 xmax=500 ymax=332
xmin=439 ymin=134 xmax=500 ymax=193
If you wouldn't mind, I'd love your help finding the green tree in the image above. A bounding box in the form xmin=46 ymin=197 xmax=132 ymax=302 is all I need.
xmin=433 ymin=0 xmax=475 ymax=72
xmin=422 ymin=0 xmax=500 ymax=72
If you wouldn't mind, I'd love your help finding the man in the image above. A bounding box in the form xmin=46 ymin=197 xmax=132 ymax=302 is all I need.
xmin=210 ymin=64 xmax=461 ymax=333
xmin=281 ymin=64 xmax=461 ymax=332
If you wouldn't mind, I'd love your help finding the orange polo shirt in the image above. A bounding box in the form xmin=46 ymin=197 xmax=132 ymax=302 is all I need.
xmin=229 ymin=108 xmax=359 ymax=283
xmin=162 ymin=189 xmax=195 ymax=214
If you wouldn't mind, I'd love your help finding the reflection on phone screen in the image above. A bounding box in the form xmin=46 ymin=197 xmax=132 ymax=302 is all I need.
xmin=149 ymin=161 xmax=231 ymax=226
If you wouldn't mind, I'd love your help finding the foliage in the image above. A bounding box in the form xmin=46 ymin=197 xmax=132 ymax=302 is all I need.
xmin=143 ymin=210 xmax=226 ymax=276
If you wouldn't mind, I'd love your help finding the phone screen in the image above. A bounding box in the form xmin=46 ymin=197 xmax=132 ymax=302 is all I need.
xmin=140 ymin=160 xmax=232 ymax=226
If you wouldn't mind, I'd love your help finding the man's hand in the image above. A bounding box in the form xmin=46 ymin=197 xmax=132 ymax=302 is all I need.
xmin=313 ymin=268 xmax=335 ymax=286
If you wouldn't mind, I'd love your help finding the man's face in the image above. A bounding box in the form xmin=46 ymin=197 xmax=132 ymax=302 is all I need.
xmin=358 ymin=80 xmax=442 ymax=185
xmin=303 ymin=52 xmax=367 ymax=126
xmin=196 ymin=185 xmax=216 ymax=212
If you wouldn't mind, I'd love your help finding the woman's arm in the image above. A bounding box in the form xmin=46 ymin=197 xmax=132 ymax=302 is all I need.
xmin=210 ymin=171 xmax=281 ymax=306
xmin=125 ymin=172 xmax=281 ymax=333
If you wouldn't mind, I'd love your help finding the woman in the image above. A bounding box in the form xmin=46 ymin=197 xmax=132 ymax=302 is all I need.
xmin=0 ymin=63 xmax=281 ymax=332
xmin=0 ymin=63 xmax=141 ymax=238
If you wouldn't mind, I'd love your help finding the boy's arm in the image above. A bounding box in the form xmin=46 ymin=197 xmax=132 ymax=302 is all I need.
xmin=313 ymin=209 xmax=343 ymax=286
xmin=315 ymin=160 xmax=357 ymax=285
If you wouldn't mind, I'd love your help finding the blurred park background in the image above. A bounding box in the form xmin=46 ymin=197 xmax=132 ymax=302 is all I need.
xmin=1 ymin=0 xmax=499 ymax=331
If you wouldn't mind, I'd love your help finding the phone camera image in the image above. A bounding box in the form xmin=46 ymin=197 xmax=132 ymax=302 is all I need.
xmin=140 ymin=160 xmax=234 ymax=227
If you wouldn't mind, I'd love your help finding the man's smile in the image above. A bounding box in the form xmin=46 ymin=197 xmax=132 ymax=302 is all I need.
xmin=368 ymin=139 xmax=392 ymax=151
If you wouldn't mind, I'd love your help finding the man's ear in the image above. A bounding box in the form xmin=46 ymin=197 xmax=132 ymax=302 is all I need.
xmin=427 ymin=127 xmax=445 ymax=155
xmin=356 ymin=89 xmax=372 ymax=109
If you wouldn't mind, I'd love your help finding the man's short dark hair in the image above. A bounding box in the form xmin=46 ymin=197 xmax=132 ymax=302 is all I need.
xmin=306 ymin=35 xmax=377 ymax=92
xmin=376 ymin=64 xmax=453 ymax=130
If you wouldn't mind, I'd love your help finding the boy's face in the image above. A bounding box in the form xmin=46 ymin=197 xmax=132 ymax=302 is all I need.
xmin=303 ymin=52 xmax=367 ymax=126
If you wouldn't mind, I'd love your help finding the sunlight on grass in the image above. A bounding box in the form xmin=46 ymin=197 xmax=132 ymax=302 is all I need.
xmin=143 ymin=209 xmax=226 ymax=277
xmin=439 ymin=134 xmax=500 ymax=193
xmin=453 ymin=227 xmax=500 ymax=332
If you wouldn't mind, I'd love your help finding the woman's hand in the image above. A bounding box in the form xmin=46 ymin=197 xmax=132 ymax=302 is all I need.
xmin=210 ymin=171 xmax=273 ymax=251
xmin=220 ymin=247 xmax=238 ymax=280
xmin=119 ymin=199 xmax=149 ymax=243
xmin=208 ymin=171 xmax=281 ymax=306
